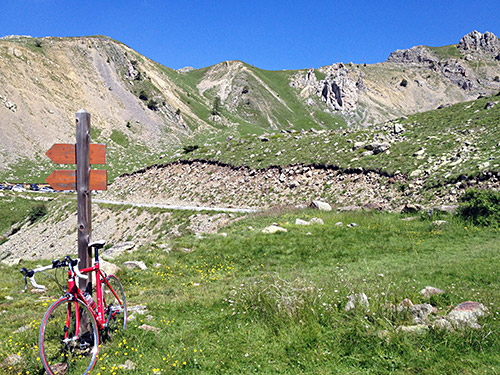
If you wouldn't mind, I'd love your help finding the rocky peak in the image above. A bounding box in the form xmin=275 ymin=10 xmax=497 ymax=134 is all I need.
xmin=458 ymin=30 xmax=500 ymax=57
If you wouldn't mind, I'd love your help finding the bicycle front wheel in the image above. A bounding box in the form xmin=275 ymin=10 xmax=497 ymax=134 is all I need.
xmin=39 ymin=297 xmax=99 ymax=375
xmin=102 ymin=274 xmax=127 ymax=334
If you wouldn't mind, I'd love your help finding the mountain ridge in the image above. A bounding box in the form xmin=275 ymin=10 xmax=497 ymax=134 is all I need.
xmin=1 ymin=31 xmax=499 ymax=182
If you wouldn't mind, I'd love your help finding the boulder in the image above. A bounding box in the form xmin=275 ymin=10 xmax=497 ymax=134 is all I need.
xmin=310 ymin=217 xmax=324 ymax=225
xmin=310 ymin=201 xmax=332 ymax=211
xmin=401 ymin=203 xmax=423 ymax=214
xmin=410 ymin=304 xmax=434 ymax=324
xmin=447 ymin=301 xmax=488 ymax=329
xmin=262 ymin=225 xmax=287 ymax=234
xmin=393 ymin=123 xmax=405 ymax=134
xmin=96 ymin=259 xmax=120 ymax=277
xmin=353 ymin=141 xmax=366 ymax=150
xmin=295 ymin=218 xmax=311 ymax=226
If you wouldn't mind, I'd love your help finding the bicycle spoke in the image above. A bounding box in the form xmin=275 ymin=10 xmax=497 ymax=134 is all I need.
xmin=39 ymin=298 xmax=99 ymax=375
xmin=101 ymin=275 xmax=127 ymax=336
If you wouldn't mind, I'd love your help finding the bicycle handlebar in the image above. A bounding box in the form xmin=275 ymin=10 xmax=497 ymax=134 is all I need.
xmin=20 ymin=256 xmax=87 ymax=291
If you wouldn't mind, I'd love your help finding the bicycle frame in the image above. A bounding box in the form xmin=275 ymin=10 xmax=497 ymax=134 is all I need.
xmin=67 ymin=260 xmax=123 ymax=332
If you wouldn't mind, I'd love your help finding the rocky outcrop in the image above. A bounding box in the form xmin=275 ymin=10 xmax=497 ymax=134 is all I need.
xmin=440 ymin=60 xmax=476 ymax=90
xmin=290 ymin=64 xmax=359 ymax=112
xmin=458 ymin=30 xmax=500 ymax=58
xmin=386 ymin=44 xmax=477 ymax=91
xmin=386 ymin=45 xmax=438 ymax=67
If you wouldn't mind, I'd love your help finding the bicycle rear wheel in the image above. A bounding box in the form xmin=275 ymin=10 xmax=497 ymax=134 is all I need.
xmin=39 ymin=297 xmax=99 ymax=375
xmin=101 ymin=274 xmax=127 ymax=334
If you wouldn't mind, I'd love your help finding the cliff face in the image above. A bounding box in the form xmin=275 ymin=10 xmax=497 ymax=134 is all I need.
xmin=1 ymin=31 xmax=499 ymax=182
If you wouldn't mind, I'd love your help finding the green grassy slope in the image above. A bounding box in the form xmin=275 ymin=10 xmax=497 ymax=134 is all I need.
xmin=179 ymin=93 xmax=500 ymax=187
xmin=1 ymin=208 xmax=499 ymax=374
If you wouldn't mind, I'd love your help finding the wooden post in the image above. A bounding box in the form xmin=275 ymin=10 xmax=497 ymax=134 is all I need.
xmin=76 ymin=109 xmax=92 ymax=291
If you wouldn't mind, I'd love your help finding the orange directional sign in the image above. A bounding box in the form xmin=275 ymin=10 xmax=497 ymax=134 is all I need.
xmin=46 ymin=144 xmax=106 ymax=165
xmin=46 ymin=169 xmax=107 ymax=191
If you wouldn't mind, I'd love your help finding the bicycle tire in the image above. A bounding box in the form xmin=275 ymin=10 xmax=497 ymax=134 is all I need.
xmin=101 ymin=274 xmax=127 ymax=334
xmin=39 ymin=297 xmax=99 ymax=375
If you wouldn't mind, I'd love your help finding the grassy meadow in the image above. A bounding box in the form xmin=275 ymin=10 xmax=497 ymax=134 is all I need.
xmin=1 ymin=205 xmax=499 ymax=374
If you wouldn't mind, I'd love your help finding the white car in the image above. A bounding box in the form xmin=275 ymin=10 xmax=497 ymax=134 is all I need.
xmin=12 ymin=185 xmax=26 ymax=192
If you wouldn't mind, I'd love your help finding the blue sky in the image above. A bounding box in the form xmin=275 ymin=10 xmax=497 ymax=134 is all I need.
xmin=1 ymin=0 xmax=499 ymax=70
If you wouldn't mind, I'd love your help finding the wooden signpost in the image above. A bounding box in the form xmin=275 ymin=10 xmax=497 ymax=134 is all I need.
xmin=45 ymin=109 xmax=107 ymax=289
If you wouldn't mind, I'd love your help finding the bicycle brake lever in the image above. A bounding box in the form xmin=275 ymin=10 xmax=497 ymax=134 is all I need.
xmin=28 ymin=276 xmax=46 ymax=290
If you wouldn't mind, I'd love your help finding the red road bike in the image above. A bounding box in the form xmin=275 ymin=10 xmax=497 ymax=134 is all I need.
xmin=20 ymin=240 xmax=126 ymax=375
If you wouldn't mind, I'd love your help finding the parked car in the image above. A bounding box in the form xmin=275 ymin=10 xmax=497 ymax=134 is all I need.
xmin=30 ymin=183 xmax=40 ymax=191
xmin=0 ymin=184 xmax=5 ymax=190
xmin=40 ymin=186 xmax=55 ymax=193
xmin=12 ymin=184 xmax=26 ymax=192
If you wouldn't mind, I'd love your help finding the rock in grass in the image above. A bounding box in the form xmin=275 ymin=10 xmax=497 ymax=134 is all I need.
xmin=396 ymin=324 xmax=429 ymax=334
xmin=420 ymin=286 xmax=445 ymax=298
xmin=447 ymin=301 xmax=488 ymax=329
xmin=432 ymin=318 xmax=454 ymax=331
xmin=309 ymin=201 xmax=332 ymax=211
xmin=401 ymin=203 xmax=423 ymax=214
xmin=432 ymin=220 xmax=447 ymax=226
xmin=1 ymin=257 xmax=22 ymax=266
xmin=51 ymin=363 xmax=68 ymax=374
xmin=138 ymin=324 xmax=160 ymax=333
xmin=410 ymin=304 xmax=434 ymax=324
xmin=295 ymin=218 xmax=311 ymax=226
xmin=345 ymin=293 xmax=369 ymax=311
xmin=119 ymin=360 xmax=137 ymax=370
xmin=3 ymin=354 xmax=22 ymax=366
xmin=396 ymin=298 xmax=414 ymax=312
xmin=262 ymin=225 xmax=288 ymax=234
xmin=128 ymin=305 xmax=148 ymax=315
xmin=123 ymin=261 xmax=148 ymax=270
xmin=485 ymin=101 xmax=497 ymax=109
xmin=99 ymin=259 xmax=121 ymax=276
xmin=102 ymin=241 xmax=135 ymax=259
xmin=310 ymin=217 xmax=324 ymax=225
